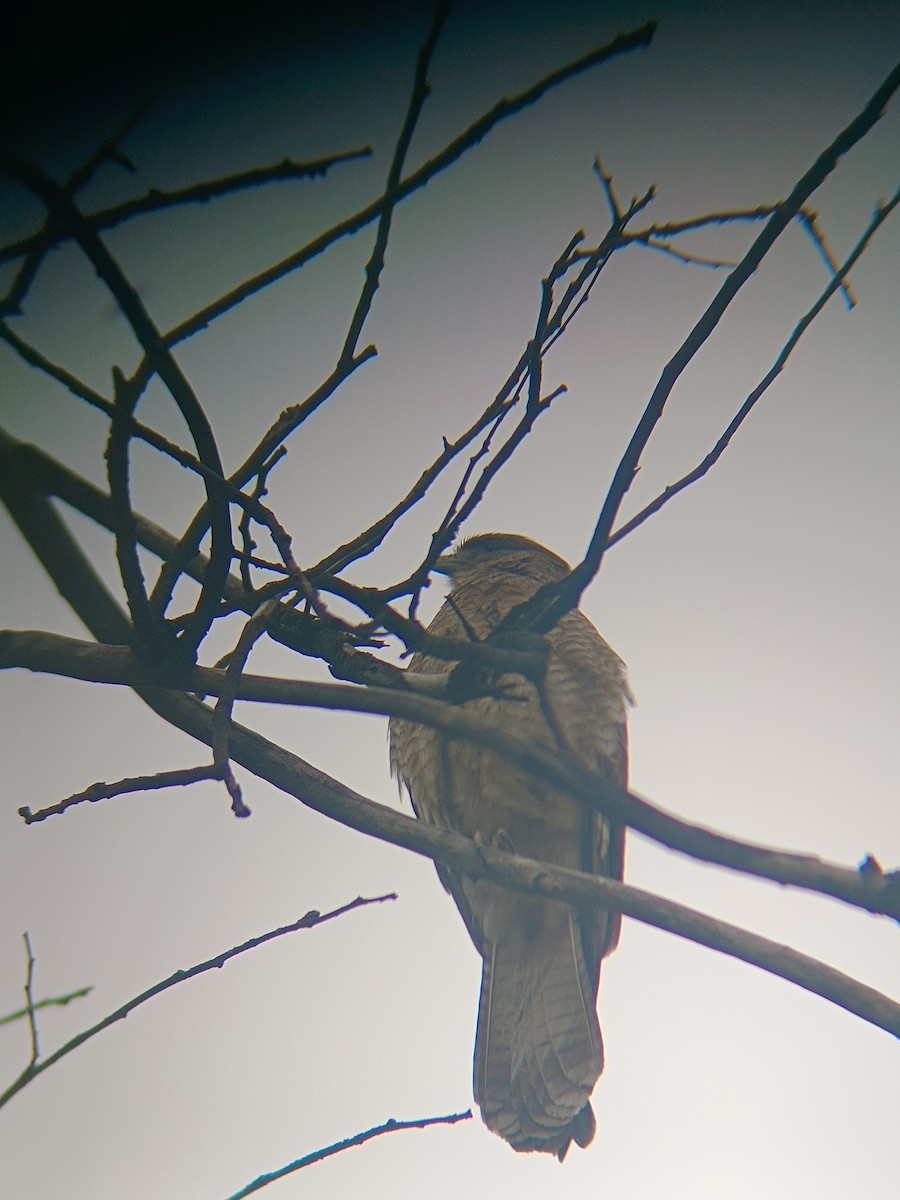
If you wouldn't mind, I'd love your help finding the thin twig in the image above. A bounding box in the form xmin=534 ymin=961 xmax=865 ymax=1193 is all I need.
xmin=18 ymin=764 xmax=227 ymax=824
xmin=338 ymin=1 xmax=450 ymax=369
xmin=147 ymin=347 xmax=374 ymax=622
xmin=212 ymin=597 xmax=283 ymax=817
xmin=22 ymin=934 xmax=39 ymax=1069
xmin=226 ymin=1110 xmax=472 ymax=1199
xmin=499 ymin=59 xmax=900 ymax=637
xmin=608 ymin=186 xmax=899 ymax=546
xmin=0 ymin=147 xmax=373 ymax=264
xmin=593 ymin=154 xmax=623 ymax=221
xmin=574 ymin=62 xmax=900 ymax=601
xmin=637 ymin=238 xmax=736 ymax=268
xmin=0 ymin=353 xmax=289 ymax=575
xmin=153 ymin=23 xmax=656 ymax=352
xmin=0 ymin=153 xmax=234 ymax=662
xmin=238 ymin=448 xmax=287 ymax=591
xmin=0 ymin=895 xmax=397 ymax=1111
xmin=0 ymin=986 xmax=92 ymax=1026
xmin=797 ymin=208 xmax=857 ymax=309
xmin=1 ymin=103 xmax=144 ymax=316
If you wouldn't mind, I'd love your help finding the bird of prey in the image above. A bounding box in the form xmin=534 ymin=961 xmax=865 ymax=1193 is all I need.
xmin=389 ymin=533 xmax=631 ymax=1158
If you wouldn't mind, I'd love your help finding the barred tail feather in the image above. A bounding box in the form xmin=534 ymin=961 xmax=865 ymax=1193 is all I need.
xmin=473 ymin=911 xmax=604 ymax=1157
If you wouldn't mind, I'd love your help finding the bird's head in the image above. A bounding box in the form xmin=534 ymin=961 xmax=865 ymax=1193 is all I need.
xmin=435 ymin=533 xmax=571 ymax=590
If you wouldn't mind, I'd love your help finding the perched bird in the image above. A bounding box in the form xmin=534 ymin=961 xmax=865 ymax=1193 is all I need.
xmin=390 ymin=533 xmax=631 ymax=1158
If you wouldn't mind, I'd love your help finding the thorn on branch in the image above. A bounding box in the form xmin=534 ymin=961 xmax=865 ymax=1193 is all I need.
xmin=859 ymin=854 xmax=883 ymax=879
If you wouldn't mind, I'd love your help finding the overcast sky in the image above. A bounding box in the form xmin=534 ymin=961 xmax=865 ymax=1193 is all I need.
xmin=1 ymin=2 xmax=898 ymax=1198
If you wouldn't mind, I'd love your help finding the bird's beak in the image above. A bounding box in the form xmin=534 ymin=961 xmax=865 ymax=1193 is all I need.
xmin=434 ymin=553 xmax=455 ymax=577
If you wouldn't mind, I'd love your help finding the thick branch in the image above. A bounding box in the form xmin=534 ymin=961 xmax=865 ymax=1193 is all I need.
xmin=1 ymin=440 xmax=896 ymax=924
xmin=0 ymin=492 xmax=895 ymax=1038
xmin=10 ymin=647 xmax=896 ymax=1038
xmin=4 ymin=630 xmax=898 ymax=926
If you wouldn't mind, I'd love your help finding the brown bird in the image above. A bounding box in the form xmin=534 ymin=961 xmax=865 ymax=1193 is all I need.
xmin=389 ymin=533 xmax=631 ymax=1158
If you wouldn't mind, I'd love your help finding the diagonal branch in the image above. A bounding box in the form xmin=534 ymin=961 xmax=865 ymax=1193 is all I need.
xmin=0 ymin=986 xmax=92 ymax=1027
xmin=139 ymin=22 xmax=655 ymax=608
xmin=0 ymin=432 xmax=895 ymax=925
xmin=157 ymin=22 xmax=657 ymax=351
xmin=0 ymin=895 xmax=396 ymax=1111
xmin=226 ymin=1111 xmax=472 ymax=1199
xmin=0 ymin=430 xmax=407 ymax=680
xmin=575 ymin=59 xmax=900 ymax=598
xmin=607 ymin=185 xmax=900 ymax=547
xmin=0 ymin=479 xmax=895 ymax=1040
xmin=338 ymin=0 xmax=451 ymax=369
xmin=0 ymin=104 xmax=144 ymax=316
xmin=503 ymin=58 xmax=900 ymax=637
xmin=9 ymin=645 xmax=895 ymax=1039
xmin=0 ymin=147 xmax=372 ymax=265
xmin=0 ymin=153 xmax=233 ymax=662
xmin=4 ymin=630 xmax=898 ymax=926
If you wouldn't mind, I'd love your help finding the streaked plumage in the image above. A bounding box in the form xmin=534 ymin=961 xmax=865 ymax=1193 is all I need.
xmin=390 ymin=534 xmax=631 ymax=1158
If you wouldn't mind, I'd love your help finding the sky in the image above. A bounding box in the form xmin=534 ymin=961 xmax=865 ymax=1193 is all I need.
xmin=1 ymin=1 xmax=898 ymax=1197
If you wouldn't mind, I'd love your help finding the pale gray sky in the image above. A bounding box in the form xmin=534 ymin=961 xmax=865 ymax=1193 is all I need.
xmin=1 ymin=2 xmax=898 ymax=1197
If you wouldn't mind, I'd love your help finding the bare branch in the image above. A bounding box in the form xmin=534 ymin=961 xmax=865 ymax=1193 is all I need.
xmin=504 ymin=59 xmax=900 ymax=636
xmin=579 ymin=60 xmax=900 ymax=588
xmin=4 ymin=630 xmax=898 ymax=926
xmin=0 ymin=147 xmax=373 ymax=265
xmin=0 ymin=327 xmax=292 ymax=559
xmin=0 ymin=895 xmax=397 ymax=1111
xmin=226 ymin=1110 xmax=473 ymax=1199
xmin=17 ymin=764 xmax=226 ymax=824
xmin=11 ymin=643 xmax=897 ymax=1037
xmin=338 ymin=1 xmax=450 ymax=369
xmin=212 ymin=597 xmax=284 ymax=817
xmin=154 ymin=22 xmax=656 ymax=352
xmin=146 ymin=346 xmax=375 ymax=623
xmin=141 ymin=25 xmax=656 ymax=610
xmin=0 ymin=103 xmax=144 ymax=316
xmin=0 ymin=153 xmax=233 ymax=661
xmin=0 ymin=430 xmax=407 ymax=683
xmin=0 ymin=986 xmax=92 ymax=1026
xmin=21 ymin=934 xmax=39 ymax=1070
xmin=797 ymin=208 xmax=857 ymax=309
xmin=593 ymin=154 xmax=624 ymax=222
xmin=608 ymin=186 xmax=899 ymax=547
xmin=1 ymin=463 xmax=896 ymax=1040
xmin=636 ymin=238 xmax=737 ymax=269
xmin=106 ymin=368 xmax=156 ymax=646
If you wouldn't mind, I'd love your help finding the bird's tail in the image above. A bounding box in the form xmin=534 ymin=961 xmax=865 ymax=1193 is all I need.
xmin=473 ymin=909 xmax=603 ymax=1158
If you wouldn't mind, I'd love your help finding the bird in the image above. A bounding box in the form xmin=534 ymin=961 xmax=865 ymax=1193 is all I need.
xmin=389 ymin=533 xmax=631 ymax=1159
